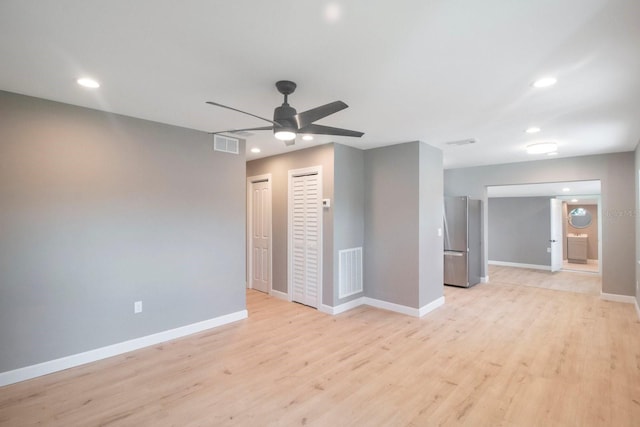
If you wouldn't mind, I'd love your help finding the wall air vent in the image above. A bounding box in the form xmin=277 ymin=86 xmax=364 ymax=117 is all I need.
xmin=214 ymin=134 xmax=239 ymax=154
xmin=445 ymin=138 xmax=476 ymax=146
xmin=339 ymin=247 xmax=363 ymax=298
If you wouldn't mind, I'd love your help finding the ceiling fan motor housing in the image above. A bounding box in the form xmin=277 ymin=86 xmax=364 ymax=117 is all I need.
xmin=274 ymin=104 xmax=298 ymax=131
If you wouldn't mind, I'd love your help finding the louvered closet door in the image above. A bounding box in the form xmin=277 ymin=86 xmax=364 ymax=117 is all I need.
xmin=291 ymin=173 xmax=320 ymax=308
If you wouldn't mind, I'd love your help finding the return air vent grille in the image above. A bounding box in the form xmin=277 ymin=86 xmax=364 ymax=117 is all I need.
xmin=339 ymin=247 xmax=363 ymax=298
xmin=445 ymin=138 xmax=476 ymax=146
xmin=214 ymin=135 xmax=239 ymax=154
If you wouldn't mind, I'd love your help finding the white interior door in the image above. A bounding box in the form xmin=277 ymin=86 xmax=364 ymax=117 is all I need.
xmin=289 ymin=169 xmax=322 ymax=308
xmin=249 ymin=177 xmax=271 ymax=293
xmin=550 ymin=198 xmax=563 ymax=272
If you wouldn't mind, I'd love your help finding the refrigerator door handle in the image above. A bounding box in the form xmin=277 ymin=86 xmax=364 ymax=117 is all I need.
xmin=444 ymin=251 xmax=464 ymax=257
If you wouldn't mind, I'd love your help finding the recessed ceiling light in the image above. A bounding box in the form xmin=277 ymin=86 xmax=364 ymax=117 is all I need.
xmin=547 ymin=152 xmax=558 ymax=156
xmin=324 ymin=3 xmax=342 ymax=22
xmin=562 ymin=187 xmax=570 ymax=192
xmin=571 ymin=199 xmax=579 ymax=203
xmin=250 ymin=148 xmax=261 ymax=153
xmin=532 ymin=77 xmax=557 ymax=88
xmin=302 ymin=135 xmax=314 ymax=141
xmin=525 ymin=127 xmax=541 ymax=134
xmin=77 ymin=77 xmax=100 ymax=88
xmin=526 ymin=142 xmax=557 ymax=154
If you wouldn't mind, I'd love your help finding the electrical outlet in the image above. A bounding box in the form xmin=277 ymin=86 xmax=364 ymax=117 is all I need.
xmin=546 ymin=247 xmax=551 ymax=253
xmin=437 ymin=227 xmax=442 ymax=237
xmin=134 ymin=301 xmax=142 ymax=314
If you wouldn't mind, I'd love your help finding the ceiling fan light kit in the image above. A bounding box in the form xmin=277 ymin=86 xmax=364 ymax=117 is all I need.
xmin=207 ymin=80 xmax=364 ymax=146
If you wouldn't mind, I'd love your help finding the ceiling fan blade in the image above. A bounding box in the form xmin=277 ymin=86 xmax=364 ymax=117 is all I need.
xmin=298 ymin=124 xmax=364 ymax=138
xmin=206 ymin=101 xmax=279 ymax=126
xmin=209 ymin=126 xmax=274 ymax=135
xmin=294 ymin=101 xmax=348 ymax=129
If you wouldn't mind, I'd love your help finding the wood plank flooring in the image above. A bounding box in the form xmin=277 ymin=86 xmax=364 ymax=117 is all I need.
xmin=489 ymin=264 xmax=601 ymax=295
xmin=1 ymin=283 xmax=639 ymax=426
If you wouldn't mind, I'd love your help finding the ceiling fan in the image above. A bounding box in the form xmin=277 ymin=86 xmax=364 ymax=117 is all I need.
xmin=207 ymin=80 xmax=364 ymax=146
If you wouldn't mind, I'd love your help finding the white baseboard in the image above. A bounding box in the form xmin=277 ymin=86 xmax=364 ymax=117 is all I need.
xmin=321 ymin=297 xmax=366 ymax=315
xmin=319 ymin=295 xmax=445 ymax=318
xmin=481 ymin=276 xmax=489 ymax=283
xmin=269 ymin=289 xmax=289 ymax=301
xmin=418 ymin=296 xmax=445 ymax=317
xmin=489 ymin=260 xmax=551 ymax=271
xmin=600 ymin=292 xmax=637 ymax=304
xmin=0 ymin=309 xmax=248 ymax=387
xmin=636 ymin=299 xmax=640 ymax=321
xmin=363 ymin=296 xmax=445 ymax=318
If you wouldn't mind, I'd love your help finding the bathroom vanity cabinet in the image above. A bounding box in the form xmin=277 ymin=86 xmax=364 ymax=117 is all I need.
xmin=567 ymin=235 xmax=588 ymax=264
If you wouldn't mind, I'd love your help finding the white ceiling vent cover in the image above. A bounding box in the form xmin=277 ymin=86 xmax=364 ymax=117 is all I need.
xmin=445 ymin=138 xmax=476 ymax=146
xmin=214 ymin=135 xmax=239 ymax=154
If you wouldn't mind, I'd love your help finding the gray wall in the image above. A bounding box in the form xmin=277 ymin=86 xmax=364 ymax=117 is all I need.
xmin=333 ymin=144 xmax=365 ymax=305
xmin=445 ymin=152 xmax=635 ymax=296
xmin=364 ymin=141 xmax=444 ymax=308
xmin=0 ymin=91 xmax=246 ymax=373
xmin=246 ymin=144 xmax=334 ymax=305
xmin=364 ymin=143 xmax=419 ymax=306
xmin=488 ymin=197 xmax=551 ymax=266
xmin=419 ymin=143 xmax=444 ymax=307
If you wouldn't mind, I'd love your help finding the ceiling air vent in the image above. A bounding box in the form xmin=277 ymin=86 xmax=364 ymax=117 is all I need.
xmin=214 ymin=134 xmax=239 ymax=154
xmin=230 ymin=130 xmax=254 ymax=137
xmin=445 ymin=138 xmax=476 ymax=146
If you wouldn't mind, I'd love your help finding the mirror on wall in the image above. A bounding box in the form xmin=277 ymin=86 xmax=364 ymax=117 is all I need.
xmin=568 ymin=207 xmax=592 ymax=228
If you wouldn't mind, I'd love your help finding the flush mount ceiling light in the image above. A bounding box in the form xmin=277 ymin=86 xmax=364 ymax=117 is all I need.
xmin=571 ymin=199 xmax=579 ymax=203
xmin=562 ymin=187 xmax=570 ymax=192
xmin=532 ymin=77 xmax=557 ymax=88
xmin=76 ymin=77 xmax=100 ymax=88
xmin=250 ymin=147 xmax=261 ymax=153
xmin=525 ymin=127 xmax=541 ymax=134
xmin=526 ymin=142 xmax=557 ymax=154
xmin=302 ymin=135 xmax=314 ymax=141
xmin=547 ymin=152 xmax=558 ymax=156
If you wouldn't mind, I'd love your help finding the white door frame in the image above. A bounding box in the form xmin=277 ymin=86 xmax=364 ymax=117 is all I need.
xmin=247 ymin=174 xmax=272 ymax=293
xmin=287 ymin=166 xmax=323 ymax=307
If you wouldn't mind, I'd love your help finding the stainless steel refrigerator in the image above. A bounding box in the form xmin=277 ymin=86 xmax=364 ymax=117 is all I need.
xmin=443 ymin=196 xmax=481 ymax=287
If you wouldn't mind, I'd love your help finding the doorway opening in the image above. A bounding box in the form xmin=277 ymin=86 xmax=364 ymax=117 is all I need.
xmin=486 ymin=180 xmax=601 ymax=295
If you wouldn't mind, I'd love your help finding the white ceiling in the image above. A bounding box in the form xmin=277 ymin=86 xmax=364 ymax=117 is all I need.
xmin=1 ymin=1 xmax=639 ymax=168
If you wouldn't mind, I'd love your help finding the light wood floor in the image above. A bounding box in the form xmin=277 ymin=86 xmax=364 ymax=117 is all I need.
xmin=489 ymin=264 xmax=601 ymax=295
xmin=1 ymin=285 xmax=639 ymax=426
xmin=563 ymin=259 xmax=599 ymax=274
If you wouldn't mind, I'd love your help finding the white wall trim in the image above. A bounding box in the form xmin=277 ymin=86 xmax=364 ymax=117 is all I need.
xmin=269 ymin=289 xmax=290 ymax=301
xmin=600 ymin=293 xmax=637 ymax=304
xmin=321 ymin=297 xmax=366 ymax=315
xmin=635 ymin=299 xmax=640 ymax=321
xmin=317 ymin=296 xmax=445 ymax=318
xmin=489 ymin=260 xmax=551 ymax=271
xmin=0 ymin=309 xmax=248 ymax=387
xmin=418 ymin=296 xmax=446 ymax=317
